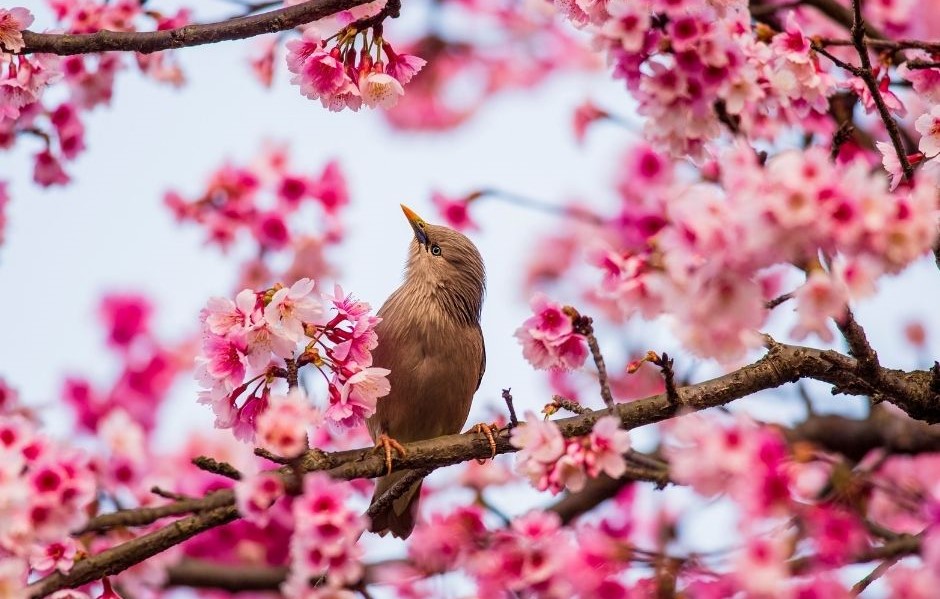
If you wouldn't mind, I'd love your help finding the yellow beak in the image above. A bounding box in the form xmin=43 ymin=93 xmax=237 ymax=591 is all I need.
xmin=400 ymin=204 xmax=429 ymax=245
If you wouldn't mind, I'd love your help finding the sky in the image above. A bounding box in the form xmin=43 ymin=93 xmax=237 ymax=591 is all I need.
xmin=4 ymin=1 xmax=940 ymax=595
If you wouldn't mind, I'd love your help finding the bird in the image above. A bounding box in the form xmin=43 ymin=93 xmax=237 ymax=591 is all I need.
xmin=366 ymin=204 xmax=489 ymax=539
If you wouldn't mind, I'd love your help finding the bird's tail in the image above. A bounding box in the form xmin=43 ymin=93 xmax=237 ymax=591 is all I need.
xmin=368 ymin=470 xmax=422 ymax=539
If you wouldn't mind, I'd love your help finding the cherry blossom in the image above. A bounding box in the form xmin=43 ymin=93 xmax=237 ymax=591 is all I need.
xmin=235 ymin=471 xmax=285 ymax=526
xmin=287 ymin=474 xmax=366 ymax=594
xmin=0 ymin=7 xmax=33 ymax=53
xmin=515 ymin=294 xmax=589 ymax=370
xmin=915 ymin=105 xmax=940 ymax=157
xmin=255 ymin=390 xmax=321 ymax=458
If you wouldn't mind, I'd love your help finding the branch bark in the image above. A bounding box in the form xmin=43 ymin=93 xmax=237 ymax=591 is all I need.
xmin=28 ymin=341 xmax=940 ymax=597
xmin=17 ymin=0 xmax=373 ymax=56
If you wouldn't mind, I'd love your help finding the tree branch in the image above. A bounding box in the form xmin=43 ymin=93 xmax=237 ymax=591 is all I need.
xmin=29 ymin=341 xmax=940 ymax=597
xmin=17 ymin=0 xmax=373 ymax=56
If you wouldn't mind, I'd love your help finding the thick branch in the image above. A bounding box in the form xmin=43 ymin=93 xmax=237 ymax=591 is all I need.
xmin=786 ymin=404 xmax=940 ymax=461
xmin=30 ymin=342 xmax=940 ymax=597
xmin=18 ymin=0 xmax=372 ymax=56
xmin=29 ymin=505 xmax=240 ymax=597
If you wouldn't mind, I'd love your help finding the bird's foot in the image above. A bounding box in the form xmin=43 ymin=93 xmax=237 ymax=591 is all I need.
xmin=470 ymin=422 xmax=499 ymax=464
xmin=373 ymin=434 xmax=407 ymax=475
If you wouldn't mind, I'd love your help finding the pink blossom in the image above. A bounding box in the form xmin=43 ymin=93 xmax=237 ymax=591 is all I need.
xmin=202 ymin=289 xmax=258 ymax=337
xmin=250 ymin=35 xmax=278 ymax=88
xmin=515 ymin=294 xmax=589 ymax=371
xmin=877 ymin=140 xmax=905 ymax=190
xmin=264 ymin=278 xmax=323 ymax=342
xmin=235 ymin=471 xmax=285 ymax=525
xmin=791 ymin=271 xmax=848 ymax=343
xmin=0 ymin=7 xmax=33 ymax=53
xmin=572 ymin=99 xmax=607 ymax=144
xmin=287 ymin=474 xmax=365 ymax=593
xmin=33 ymin=150 xmax=70 ymax=187
xmin=286 ymin=33 xmax=350 ymax=103
xmin=383 ymin=44 xmax=426 ymax=85
xmin=459 ymin=458 xmax=512 ymax=491
xmin=30 ymin=538 xmax=78 ymax=574
xmin=915 ymin=105 xmax=940 ymax=156
xmin=511 ymin=412 xmax=565 ymax=464
xmin=99 ymin=293 xmax=151 ymax=349
xmin=409 ymin=506 xmax=486 ymax=572
xmin=195 ymin=334 xmax=248 ymax=393
xmin=431 ymin=191 xmax=477 ymax=231
xmin=358 ymin=70 xmax=405 ymax=109
xmin=254 ymin=210 xmax=291 ymax=250
xmin=586 ymin=416 xmax=631 ymax=478
xmin=310 ymin=160 xmax=349 ymax=214
xmin=327 ymin=366 xmax=391 ymax=427
xmin=255 ymin=389 xmax=320 ymax=457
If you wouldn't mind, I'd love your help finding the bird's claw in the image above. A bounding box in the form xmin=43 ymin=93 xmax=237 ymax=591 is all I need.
xmin=471 ymin=422 xmax=499 ymax=464
xmin=373 ymin=433 xmax=407 ymax=475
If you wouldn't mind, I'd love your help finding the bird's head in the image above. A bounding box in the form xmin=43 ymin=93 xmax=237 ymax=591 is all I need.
xmin=399 ymin=204 xmax=486 ymax=323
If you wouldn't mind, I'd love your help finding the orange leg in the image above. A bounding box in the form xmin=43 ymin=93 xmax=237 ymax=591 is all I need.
xmin=470 ymin=422 xmax=499 ymax=464
xmin=373 ymin=433 xmax=407 ymax=475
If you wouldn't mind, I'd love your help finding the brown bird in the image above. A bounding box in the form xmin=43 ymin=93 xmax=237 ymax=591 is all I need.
xmin=366 ymin=204 xmax=488 ymax=539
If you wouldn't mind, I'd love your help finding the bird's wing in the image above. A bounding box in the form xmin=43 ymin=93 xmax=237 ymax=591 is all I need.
xmin=475 ymin=324 xmax=486 ymax=391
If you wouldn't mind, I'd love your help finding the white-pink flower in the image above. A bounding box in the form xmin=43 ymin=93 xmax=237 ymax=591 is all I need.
xmin=327 ymin=366 xmax=391 ymax=427
xmin=586 ymin=416 xmax=631 ymax=479
xmin=915 ymin=105 xmax=940 ymax=157
xmin=791 ymin=271 xmax=848 ymax=343
xmin=255 ymin=389 xmax=320 ymax=458
xmin=195 ymin=334 xmax=248 ymax=392
xmin=264 ymin=278 xmax=323 ymax=342
xmin=0 ymin=7 xmax=33 ymax=53
xmin=358 ymin=71 xmax=404 ymax=109
xmin=235 ymin=471 xmax=285 ymax=526
xmin=510 ymin=412 xmax=565 ymax=463
xmin=202 ymin=289 xmax=258 ymax=337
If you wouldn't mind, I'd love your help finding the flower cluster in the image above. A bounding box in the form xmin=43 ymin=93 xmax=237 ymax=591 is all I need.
xmin=595 ymin=143 xmax=938 ymax=361
xmin=166 ymin=147 xmax=347 ymax=252
xmin=514 ymin=294 xmax=588 ymax=370
xmin=555 ymin=1 xmax=836 ymax=156
xmin=63 ymin=293 xmax=182 ymax=433
xmin=511 ymin=414 xmax=631 ymax=494
xmin=0 ymin=5 xmax=189 ymax=193
xmin=196 ymin=278 xmax=389 ymax=443
xmin=285 ymin=474 xmax=366 ymax=595
xmin=235 ymin=470 xmax=286 ymax=526
xmin=286 ymin=28 xmax=426 ymax=112
xmin=0 ymin=409 xmax=97 ymax=586
xmin=665 ymin=412 xmax=793 ymax=521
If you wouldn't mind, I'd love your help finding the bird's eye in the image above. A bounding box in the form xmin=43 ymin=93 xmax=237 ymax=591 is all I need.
xmin=430 ymin=244 xmax=442 ymax=256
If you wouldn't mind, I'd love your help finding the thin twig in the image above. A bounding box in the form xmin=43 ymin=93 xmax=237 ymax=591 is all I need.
xmin=191 ymin=456 xmax=243 ymax=481
xmin=848 ymin=0 xmax=914 ymax=180
xmin=478 ymin=189 xmax=606 ymax=226
xmin=649 ymin=352 xmax=680 ymax=405
xmin=365 ymin=468 xmax=431 ymax=522
xmin=567 ymin=309 xmax=615 ymax=410
xmin=150 ymin=487 xmax=191 ymax=501
xmin=502 ymin=388 xmax=519 ymax=427
xmin=549 ymin=395 xmax=591 ymax=415
xmin=764 ymin=292 xmax=795 ymax=310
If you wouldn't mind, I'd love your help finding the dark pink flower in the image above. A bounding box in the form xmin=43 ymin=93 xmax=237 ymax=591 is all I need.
xmin=431 ymin=191 xmax=478 ymax=231
xmin=99 ymin=293 xmax=152 ymax=349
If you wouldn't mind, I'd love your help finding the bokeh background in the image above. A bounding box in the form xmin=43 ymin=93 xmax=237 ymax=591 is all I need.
xmin=3 ymin=1 xmax=940 ymax=595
